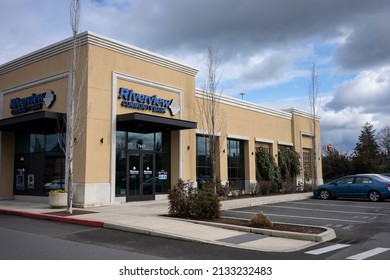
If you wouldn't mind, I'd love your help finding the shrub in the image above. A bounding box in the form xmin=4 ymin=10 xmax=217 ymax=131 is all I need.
xmin=249 ymin=212 xmax=273 ymax=227
xmin=278 ymin=146 xmax=301 ymax=182
xmin=249 ymin=182 xmax=261 ymax=196
xmin=190 ymin=184 xmax=221 ymax=219
xmin=255 ymin=150 xmax=282 ymax=192
xmin=257 ymin=180 xmax=272 ymax=195
xmin=168 ymin=179 xmax=221 ymax=220
xmin=228 ymin=180 xmax=245 ymax=196
xmin=216 ymin=182 xmax=229 ymax=197
xmin=281 ymin=182 xmax=297 ymax=194
xmin=168 ymin=179 xmax=192 ymax=218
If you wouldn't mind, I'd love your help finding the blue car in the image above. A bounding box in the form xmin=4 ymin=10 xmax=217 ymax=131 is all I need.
xmin=313 ymin=174 xmax=390 ymax=202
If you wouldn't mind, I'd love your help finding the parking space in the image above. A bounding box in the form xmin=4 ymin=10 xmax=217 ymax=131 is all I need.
xmin=221 ymin=198 xmax=390 ymax=241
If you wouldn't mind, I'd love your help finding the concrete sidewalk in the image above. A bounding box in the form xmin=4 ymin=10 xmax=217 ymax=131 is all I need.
xmin=0 ymin=192 xmax=335 ymax=252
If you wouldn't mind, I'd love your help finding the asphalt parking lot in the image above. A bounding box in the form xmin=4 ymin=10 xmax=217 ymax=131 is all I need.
xmin=221 ymin=197 xmax=390 ymax=242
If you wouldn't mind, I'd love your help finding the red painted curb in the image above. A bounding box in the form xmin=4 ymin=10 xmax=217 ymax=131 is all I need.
xmin=0 ymin=208 xmax=104 ymax=227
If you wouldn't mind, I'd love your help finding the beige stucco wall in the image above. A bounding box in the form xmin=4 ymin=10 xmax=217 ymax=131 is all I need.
xmin=195 ymin=94 xmax=322 ymax=185
xmin=0 ymin=132 xmax=15 ymax=198
xmin=85 ymin=43 xmax=198 ymax=190
xmin=0 ymin=47 xmax=73 ymax=197
xmin=0 ymin=32 xmax=322 ymax=204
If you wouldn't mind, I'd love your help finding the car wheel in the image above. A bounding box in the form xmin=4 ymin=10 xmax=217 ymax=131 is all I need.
xmin=319 ymin=189 xmax=330 ymax=200
xmin=368 ymin=191 xmax=381 ymax=202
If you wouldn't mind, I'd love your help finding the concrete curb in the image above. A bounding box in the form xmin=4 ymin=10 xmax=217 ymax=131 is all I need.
xmin=188 ymin=219 xmax=336 ymax=242
xmin=102 ymin=223 xmax=211 ymax=244
xmin=0 ymin=208 xmax=104 ymax=227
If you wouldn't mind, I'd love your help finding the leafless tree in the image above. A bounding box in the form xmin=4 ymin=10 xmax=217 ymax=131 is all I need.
xmin=308 ymin=62 xmax=320 ymax=188
xmin=197 ymin=44 xmax=226 ymax=184
xmin=61 ymin=0 xmax=87 ymax=214
xmin=377 ymin=125 xmax=390 ymax=155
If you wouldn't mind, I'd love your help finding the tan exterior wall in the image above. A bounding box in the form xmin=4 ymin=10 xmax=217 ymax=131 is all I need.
xmin=195 ymin=93 xmax=323 ymax=185
xmin=0 ymin=132 xmax=15 ymax=198
xmin=0 ymin=32 xmax=322 ymax=205
xmin=82 ymin=42 xmax=198 ymax=202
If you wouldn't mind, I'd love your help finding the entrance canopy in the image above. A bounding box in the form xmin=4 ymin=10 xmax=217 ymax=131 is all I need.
xmin=0 ymin=111 xmax=65 ymax=134
xmin=117 ymin=112 xmax=197 ymax=133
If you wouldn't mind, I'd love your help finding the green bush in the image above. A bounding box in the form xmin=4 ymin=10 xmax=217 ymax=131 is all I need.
xmin=255 ymin=149 xmax=282 ymax=192
xmin=168 ymin=179 xmax=221 ymax=220
xmin=278 ymin=146 xmax=301 ymax=182
xmin=168 ymin=179 xmax=192 ymax=218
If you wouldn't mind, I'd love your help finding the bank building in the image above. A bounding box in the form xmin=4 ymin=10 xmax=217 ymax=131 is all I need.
xmin=0 ymin=32 xmax=322 ymax=207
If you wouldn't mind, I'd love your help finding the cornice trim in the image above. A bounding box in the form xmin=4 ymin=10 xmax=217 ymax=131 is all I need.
xmin=0 ymin=31 xmax=199 ymax=77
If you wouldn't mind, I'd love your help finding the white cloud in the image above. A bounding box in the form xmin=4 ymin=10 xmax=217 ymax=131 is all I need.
xmin=326 ymin=67 xmax=390 ymax=114
xmin=2 ymin=0 xmax=390 ymax=154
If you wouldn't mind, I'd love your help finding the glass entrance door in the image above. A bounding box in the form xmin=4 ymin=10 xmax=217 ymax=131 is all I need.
xmin=127 ymin=151 xmax=155 ymax=201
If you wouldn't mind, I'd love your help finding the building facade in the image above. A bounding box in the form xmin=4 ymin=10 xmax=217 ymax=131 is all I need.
xmin=0 ymin=32 xmax=322 ymax=207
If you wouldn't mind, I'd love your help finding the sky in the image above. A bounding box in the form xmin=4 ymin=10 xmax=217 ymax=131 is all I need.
xmin=1 ymin=0 xmax=390 ymax=153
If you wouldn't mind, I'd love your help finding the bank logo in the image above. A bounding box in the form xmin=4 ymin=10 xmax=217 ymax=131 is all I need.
xmin=168 ymin=99 xmax=180 ymax=116
xmin=9 ymin=89 xmax=56 ymax=115
xmin=118 ymin=87 xmax=180 ymax=116
xmin=44 ymin=90 xmax=56 ymax=108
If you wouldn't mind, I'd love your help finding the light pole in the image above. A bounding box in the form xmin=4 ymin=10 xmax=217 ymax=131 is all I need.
xmin=239 ymin=92 xmax=245 ymax=100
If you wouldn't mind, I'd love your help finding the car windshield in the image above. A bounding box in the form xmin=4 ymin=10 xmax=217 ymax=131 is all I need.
xmin=369 ymin=174 xmax=390 ymax=182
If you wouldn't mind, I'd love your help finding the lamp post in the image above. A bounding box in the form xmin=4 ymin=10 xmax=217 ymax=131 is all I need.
xmin=239 ymin=92 xmax=245 ymax=100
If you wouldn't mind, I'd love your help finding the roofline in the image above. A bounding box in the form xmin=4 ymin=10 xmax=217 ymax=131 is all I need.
xmin=195 ymin=89 xmax=292 ymax=120
xmin=0 ymin=31 xmax=199 ymax=76
xmin=283 ymin=107 xmax=321 ymax=121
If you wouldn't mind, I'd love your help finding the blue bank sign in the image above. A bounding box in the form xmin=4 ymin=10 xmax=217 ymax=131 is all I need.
xmin=9 ymin=90 xmax=56 ymax=115
xmin=118 ymin=87 xmax=180 ymax=116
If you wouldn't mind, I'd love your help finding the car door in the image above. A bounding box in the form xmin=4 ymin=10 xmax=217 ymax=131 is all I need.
xmin=353 ymin=176 xmax=373 ymax=198
xmin=331 ymin=176 xmax=355 ymax=197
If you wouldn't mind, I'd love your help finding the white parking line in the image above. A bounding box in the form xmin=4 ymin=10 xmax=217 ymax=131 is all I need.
xmin=346 ymin=247 xmax=390 ymax=260
xmin=305 ymin=244 xmax=351 ymax=255
xmin=224 ymin=210 xmax=369 ymax=224
xmin=260 ymin=205 xmax=388 ymax=216
xmin=286 ymin=201 xmax=389 ymax=210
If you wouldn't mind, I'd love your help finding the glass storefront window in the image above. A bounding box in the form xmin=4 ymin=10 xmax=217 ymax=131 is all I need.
xmin=196 ymin=135 xmax=212 ymax=185
xmin=115 ymin=131 xmax=170 ymax=196
xmin=30 ymin=134 xmax=45 ymax=153
xmin=127 ymin=132 xmax=155 ymax=151
xmin=45 ymin=134 xmax=64 ymax=153
xmin=227 ymin=139 xmax=245 ymax=184
xmin=14 ymin=132 xmax=65 ymax=195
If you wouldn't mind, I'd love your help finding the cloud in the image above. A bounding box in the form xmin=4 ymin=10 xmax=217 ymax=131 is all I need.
xmin=321 ymin=67 xmax=390 ymax=152
xmin=240 ymin=51 xmax=293 ymax=87
xmin=334 ymin=11 xmax=390 ymax=70
xmin=2 ymin=0 xmax=390 ymax=154
xmin=325 ymin=67 xmax=390 ymax=114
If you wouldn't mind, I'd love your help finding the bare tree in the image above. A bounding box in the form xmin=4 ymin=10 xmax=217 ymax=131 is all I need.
xmin=62 ymin=0 xmax=87 ymax=214
xmin=308 ymin=62 xmax=320 ymax=188
xmin=377 ymin=125 xmax=390 ymax=155
xmin=197 ymin=44 xmax=226 ymax=184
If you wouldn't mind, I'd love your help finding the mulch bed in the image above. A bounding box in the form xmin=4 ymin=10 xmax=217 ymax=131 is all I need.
xmin=44 ymin=210 xmax=97 ymax=216
xmin=210 ymin=217 xmax=326 ymax=234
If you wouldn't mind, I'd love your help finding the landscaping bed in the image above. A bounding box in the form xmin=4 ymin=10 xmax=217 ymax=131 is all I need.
xmin=207 ymin=217 xmax=326 ymax=234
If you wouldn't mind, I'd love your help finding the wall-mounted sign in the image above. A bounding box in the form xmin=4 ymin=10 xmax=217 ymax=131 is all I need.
xmin=118 ymin=87 xmax=180 ymax=116
xmin=9 ymin=90 xmax=56 ymax=115
xmin=158 ymin=171 xmax=168 ymax=180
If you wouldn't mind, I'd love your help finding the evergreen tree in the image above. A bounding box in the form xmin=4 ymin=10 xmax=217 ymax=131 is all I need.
xmin=322 ymin=149 xmax=353 ymax=180
xmin=353 ymin=122 xmax=380 ymax=173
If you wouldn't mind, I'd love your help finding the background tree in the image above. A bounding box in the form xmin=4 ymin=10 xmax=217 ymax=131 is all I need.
xmin=377 ymin=125 xmax=390 ymax=156
xmin=197 ymin=44 xmax=226 ymax=184
xmin=353 ymin=122 xmax=380 ymax=173
xmin=308 ymin=62 xmax=320 ymax=187
xmin=322 ymin=149 xmax=353 ymax=181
